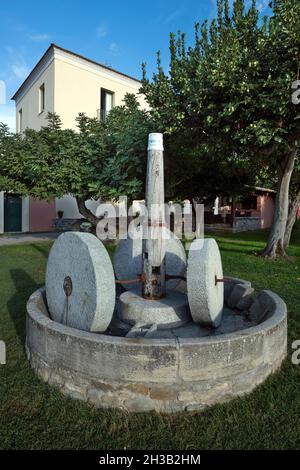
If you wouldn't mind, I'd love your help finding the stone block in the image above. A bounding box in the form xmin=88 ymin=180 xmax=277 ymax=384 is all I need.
xmin=227 ymin=283 xmax=254 ymax=309
xmin=179 ymin=382 xmax=232 ymax=407
xmin=87 ymin=388 xmax=102 ymax=405
xmin=249 ymin=290 xmax=275 ymax=323
xmin=126 ymin=326 xmax=147 ymax=338
xmin=37 ymin=365 xmax=50 ymax=383
xmin=149 ymin=385 xmax=177 ymax=401
xmin=153 ymin=400 xmax=184 ymax=413
xmin=178 ymin=333 xmax=265 ymax=382
xmin=124 ymin=397 xmax=156 ymax=413
xmin=126 ymin=383 xmax=149 ymax=396
xmin=231 ymin=364 xmax=270 ymax=395
xmin=48 ymin=371 xmax=64 ymax=388
xmin=63 ymin=382 xmax=87 ymax=401
xmin=236 ymin=294 xmax=254 ymax=311
xmin=224 ymin=277 xmax=252 ymax=304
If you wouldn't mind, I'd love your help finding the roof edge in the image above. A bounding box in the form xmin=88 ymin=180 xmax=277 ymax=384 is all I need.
xmin=11 ymin=44 xmax=54 ymax=101
xmin=11 ymin=43 xmax=142 ymax=102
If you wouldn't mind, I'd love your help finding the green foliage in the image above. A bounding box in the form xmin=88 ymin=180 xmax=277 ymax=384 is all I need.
xmin=1 ymin=0 xmax=300 ymax=213
xmin=99 ymin=93 xmax=153 ymax=200
xmin=141 ymin=0 xmax=300 ymax=198
xmin=0 ymin=95 xmax=152 ymax=206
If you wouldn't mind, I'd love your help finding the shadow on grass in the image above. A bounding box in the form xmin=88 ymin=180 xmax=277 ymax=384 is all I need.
xmin=30 ymin=243 xmax=51 ymax=258
xmin=7 ymin=269 xmax=39 ymax=350
xmin=218 ymin=246 xmax=258 ymax=256
xmin=217 ymin=239 xmax=265 ymax=248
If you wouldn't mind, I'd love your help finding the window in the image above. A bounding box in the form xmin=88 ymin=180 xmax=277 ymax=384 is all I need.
xmin=39 ymin=83 xmax=45 ymax=114
xmin=18 ymin=109 xmax=22 ymax=132
xmin=100 ymin=88 xmax=114 ymax=122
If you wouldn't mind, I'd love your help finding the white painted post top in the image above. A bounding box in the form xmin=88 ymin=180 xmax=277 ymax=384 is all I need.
xmin=148 ymin=133 xmax=164 ymax=151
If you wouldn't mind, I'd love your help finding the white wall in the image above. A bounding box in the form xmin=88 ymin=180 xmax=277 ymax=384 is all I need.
xmin=55 ymin=195 xmax=99 ymax=219
xmin=22 ymin=196 xmax=29 ymax=232
xmin=15 ymin=60 xmax=55 ymax=131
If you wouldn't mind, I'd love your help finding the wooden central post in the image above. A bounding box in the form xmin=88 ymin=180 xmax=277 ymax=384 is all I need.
xmin=142 ymin=133 xmax=166 ymax=299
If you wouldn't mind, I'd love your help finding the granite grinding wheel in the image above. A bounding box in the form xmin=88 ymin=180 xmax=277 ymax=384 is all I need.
xmin=46 ymin=232 xmax=115 ymax=332
xmin=187 ymin=238 xmax=224 ymax=327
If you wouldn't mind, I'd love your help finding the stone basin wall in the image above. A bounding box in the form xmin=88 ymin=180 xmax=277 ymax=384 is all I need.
xmin=26 ymin=283 xmax=287 ymax=413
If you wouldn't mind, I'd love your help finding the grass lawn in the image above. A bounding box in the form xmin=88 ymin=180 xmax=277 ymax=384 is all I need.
xmin=0 ymin=226 xmax=300 ymax=450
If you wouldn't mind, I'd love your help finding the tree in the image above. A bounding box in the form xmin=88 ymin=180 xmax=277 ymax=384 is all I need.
xmin=141 ymin=0 xmax=300 ymax=258
xmin=0 ymin=94 xmax=153 ymax=228
xmin=284 ymin=158 xmax=300 ymax=248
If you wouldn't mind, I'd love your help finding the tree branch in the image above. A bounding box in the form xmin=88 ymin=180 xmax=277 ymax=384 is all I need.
xmin=76 ymin=197 xmax=103 ymax=228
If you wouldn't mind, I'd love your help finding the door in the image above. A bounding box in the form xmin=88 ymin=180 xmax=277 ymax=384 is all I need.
xmin=4 ymin=194 xmax=22 ymax=232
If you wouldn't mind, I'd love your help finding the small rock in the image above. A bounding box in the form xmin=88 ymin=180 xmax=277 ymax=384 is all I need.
xmin=249 ymin=290 xmax=274 ymax=323
xmin=126 ymin=326 xmax=147 ymax=338
xmin=236 ymin=293 xmax=254 ymax=311
xmin=228 ymin=283 xmax=254 ymax=309
xmin=144 ymin=324 xmax=158 ymax=338
xmin=224 ymin=278 xmax=251 ymax=304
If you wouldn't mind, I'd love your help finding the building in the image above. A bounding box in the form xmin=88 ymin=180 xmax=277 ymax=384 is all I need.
xmin=0 ymin=43 xmax=146 ymax=233
xmin=204 ymin=188 xmax=277 ymax=233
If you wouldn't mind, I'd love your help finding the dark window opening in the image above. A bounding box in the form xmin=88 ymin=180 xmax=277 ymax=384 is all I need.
xmin=100 ymin=88 xmax=114 ymax=122
xmin=39 ymin=83 xmax=45 ymax=114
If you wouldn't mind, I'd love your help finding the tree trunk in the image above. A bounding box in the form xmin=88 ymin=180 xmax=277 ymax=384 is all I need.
xmin=284 ymin=185 xmax=300 ymax=249
xmin=260 ymin=151 xmax=296 ymax=259
xmin=76 ymin=197 xmax=102 ymax=228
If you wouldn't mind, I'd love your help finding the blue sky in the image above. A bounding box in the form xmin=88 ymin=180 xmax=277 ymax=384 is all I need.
xmin=0 ymin=0 xmax=270 ymax=131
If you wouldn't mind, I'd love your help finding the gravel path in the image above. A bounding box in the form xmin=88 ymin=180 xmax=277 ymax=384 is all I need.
xmin=0 ymin=232 xmax=60 ymax=246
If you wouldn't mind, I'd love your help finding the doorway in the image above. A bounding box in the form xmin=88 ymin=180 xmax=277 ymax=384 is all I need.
xmin=4 ymin=194 xmax=22 ymax=232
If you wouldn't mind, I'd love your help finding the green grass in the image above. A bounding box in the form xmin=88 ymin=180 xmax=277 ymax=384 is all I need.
xmin=0 ymin=227 xmax=300 ymax=450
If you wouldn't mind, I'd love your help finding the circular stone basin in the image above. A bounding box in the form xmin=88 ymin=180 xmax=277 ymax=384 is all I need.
xmin=26 ymin=278 xmax=287 ymax=413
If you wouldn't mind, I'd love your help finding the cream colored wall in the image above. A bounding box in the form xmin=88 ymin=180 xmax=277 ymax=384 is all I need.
xmin=15 ymin=48 xmax=148 ymax=131
xmin=15 ymin=61 xmax=55 ymax=131
xmin=54 ymin=54 xmax=147 ymax=130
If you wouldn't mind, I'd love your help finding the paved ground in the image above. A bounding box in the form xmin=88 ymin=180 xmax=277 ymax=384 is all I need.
xmin=0 ymin=232 xmax=60 ymax=246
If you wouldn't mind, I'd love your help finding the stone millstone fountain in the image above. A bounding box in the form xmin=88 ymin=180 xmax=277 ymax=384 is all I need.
xmin=26 ymin=134 xmax=287 ymax=413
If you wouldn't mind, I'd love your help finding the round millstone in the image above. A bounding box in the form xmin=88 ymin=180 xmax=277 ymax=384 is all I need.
xmin=46 ymin=232 xmax=115 ymax=333
xmin=187 ymin=238 xmax=224 ymax=327
xmin=118 ymin=287 xmax=191 ymax=329
xmin=114 ymin=227 xmax=186 ymax=290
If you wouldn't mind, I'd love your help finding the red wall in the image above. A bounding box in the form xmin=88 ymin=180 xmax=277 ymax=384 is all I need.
xmin=29 ymin=198 xmax=56 ymax=232
xmin=258 ymin=194 xmax=275 ymax=229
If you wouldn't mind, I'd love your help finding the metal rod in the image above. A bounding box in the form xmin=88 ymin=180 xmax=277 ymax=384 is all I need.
xmin=215 ymin=275 xmax=225 ymax=286
xmin=115 ymin=273 xmax=186 ymax=285
xmin=115 ymin=274 xmax=145 ymax=285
